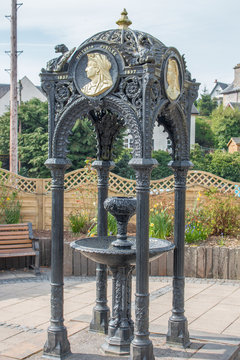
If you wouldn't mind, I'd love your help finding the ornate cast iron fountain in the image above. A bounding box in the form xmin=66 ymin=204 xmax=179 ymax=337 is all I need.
xmin=40 ymin=9 xmax=199 ymax=360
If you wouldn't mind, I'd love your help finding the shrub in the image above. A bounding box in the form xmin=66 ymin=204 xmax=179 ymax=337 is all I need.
xmin=185 ymin=208 xmax=211 ymax=244
xmin=203 ymin=191 xmax=240 ymax=236
xmin=68 ymin=211 xmax=91 ymax=234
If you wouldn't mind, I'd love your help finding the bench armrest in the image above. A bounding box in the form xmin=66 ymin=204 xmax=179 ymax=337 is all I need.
xmin=32 ymin=238 xmax=40 ymax=251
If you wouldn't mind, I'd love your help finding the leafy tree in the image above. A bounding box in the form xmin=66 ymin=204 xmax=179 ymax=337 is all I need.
xmin=207 ymin=150 xmax=240 ymax=182
xmin=196 ymin=88 xmax=217 ymax=116
xmin=18 ymin=98 xmax=48 ymax=133
xmin=0 ymin=111 xmax=11 ymax=156
xmin=19 ymin=128 xmax=49 ymax=178
xmin=211 ymin=106 xmax=240 ymax=149
xmin=67 ymin=118 xmax=97 ymax=171
xmin=0 ymin=99 xmax=49 ymax=177
xmin=151 ymin=150 xmax=173 ymax=179
xmin=190 ymin=144 xmax=209 ymax=170
xmin=190 ymin=144 xmax=240 ymax=182
xmin=112 ymin=148 xmax=135 ymax=179
xmin=195 ymin=117 xmax=215 ymax=148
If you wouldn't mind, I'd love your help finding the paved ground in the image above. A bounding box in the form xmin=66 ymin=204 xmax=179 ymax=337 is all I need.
xmin=0 ymin=269 xmax=239 ymax=359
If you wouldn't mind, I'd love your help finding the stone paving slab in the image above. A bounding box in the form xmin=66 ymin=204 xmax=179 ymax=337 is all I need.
xmin=24 ymin=329 xmax=240 ymax=360
xmin=0 ymin=272 xmax=240 ymax=359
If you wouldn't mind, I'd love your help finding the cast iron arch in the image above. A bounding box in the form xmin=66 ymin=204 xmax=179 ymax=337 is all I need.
xmin=153 ymin=101 xmax=190 ymax=161
xmin=52 ymin=95 xmax=143 ymax=160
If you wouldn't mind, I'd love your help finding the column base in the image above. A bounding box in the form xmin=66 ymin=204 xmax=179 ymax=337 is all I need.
xmin=42 ymin=327 xmax=71 ymax=359
xmin=166 ymin=317 xmax=190 ymax=348
xmin=89 ymin=307 xmax=109 ymax=334
xmin=102 ymin=322 xmax=133 ymax=355
xmin=102 ymin=338 xmax=131 ymax=356
xmin=130 ymin=340 xmax=155 ymax=360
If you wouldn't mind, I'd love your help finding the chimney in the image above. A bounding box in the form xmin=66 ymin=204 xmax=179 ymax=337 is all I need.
xmin=214 ymin=79 xmax=217 ymax=83
xmin=233 ymin=64 xmax=240 ymax=87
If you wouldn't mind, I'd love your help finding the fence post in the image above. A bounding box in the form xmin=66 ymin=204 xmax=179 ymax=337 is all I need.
xmin=36 ymin=178 xmax=44 ymax=230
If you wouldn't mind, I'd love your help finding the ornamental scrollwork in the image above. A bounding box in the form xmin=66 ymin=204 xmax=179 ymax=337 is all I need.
xmin=117 ymin=75 xmax=143 ymax=119
xmin=135 ymin=294 xmax=149 ymax=335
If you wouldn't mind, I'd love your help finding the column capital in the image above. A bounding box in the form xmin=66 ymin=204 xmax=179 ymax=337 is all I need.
xmin=92 ymin=160 xmax=115 ymax=187
xmin=169 ymin=160 xmax=193 ymax=187
xmin=92 ymin=160 xmax=115 ymax=170
xmin=45 ymin=158 xmax=71 ymax=188
xmin=129 ymin=158 xmax=158 ymax=169
xmin=168 ymin=160 xmax=193 ymax=170
xmin=45 ymin=157 xmax=71 ymax=171
xmin=129 ymin=158 xmax=157 ymax=190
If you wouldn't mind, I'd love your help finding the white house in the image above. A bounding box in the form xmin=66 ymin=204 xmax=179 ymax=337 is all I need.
xmin=210 ymin=80 xmax=229 ymax=106
xmin=210 ymin=64 xmax=240 ymax=108
xmin=222 ymin=64 xmax=240 ymax=107
xmin=0 ymin=76 xmax=46 ymax=116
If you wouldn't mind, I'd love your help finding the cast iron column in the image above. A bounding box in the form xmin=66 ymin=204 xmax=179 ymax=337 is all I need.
xmin=130 ymin=159 xmax=156 ymax=360
xmin=89 ymin=160 xmax=114 ymax=334
xmin=167 ymin=160 xmax=191 ymax=347
xmin=43 ymin=158 xmax=71 ymax=359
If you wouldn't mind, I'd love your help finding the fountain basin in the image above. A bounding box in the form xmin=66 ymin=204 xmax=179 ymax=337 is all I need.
xmin=70 ymin=236 xmax=174 ymax=267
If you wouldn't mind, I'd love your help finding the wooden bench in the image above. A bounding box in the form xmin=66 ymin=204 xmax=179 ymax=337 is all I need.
xmin=0 ymin=223 xmax=40 ymax=275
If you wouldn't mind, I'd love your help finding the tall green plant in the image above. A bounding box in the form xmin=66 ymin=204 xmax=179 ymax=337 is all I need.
xmin=0 ymin=186 xmax=21 ymax=224
xmin=149 ymin=203 xmax=173 ymax=239
xmin=88 ymin=212 xmax=117 ymax=237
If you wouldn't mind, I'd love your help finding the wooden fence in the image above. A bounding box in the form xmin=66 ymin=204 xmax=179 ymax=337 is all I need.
xmin=0 ymin=167 xmax=239 ymax=230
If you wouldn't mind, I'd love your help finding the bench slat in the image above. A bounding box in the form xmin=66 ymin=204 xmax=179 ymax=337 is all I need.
xmin=0 ymin=224 xmax=29 ymax=229
xmin=0 ymin=235 xmax=31 ymax=241
xmin=0 ymin=231 xmax=29 ymax=236
xmin=0 ymin=239 xmax=32 ymax=245
xmin=0 ymin=243 xmax=32 ymax=249
xmin=0 ymin=249 xmax=36 ymax=257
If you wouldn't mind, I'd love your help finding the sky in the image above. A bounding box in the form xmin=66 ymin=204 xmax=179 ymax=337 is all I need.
xmin=0 ymin=0 xmax=240 ymax=96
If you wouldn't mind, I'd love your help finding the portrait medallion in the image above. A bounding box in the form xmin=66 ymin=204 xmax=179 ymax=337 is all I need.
xmin=74 ymin=49 xmax=118 ymax=98
xmin=164 ymin=57 xmax=182 ymax=101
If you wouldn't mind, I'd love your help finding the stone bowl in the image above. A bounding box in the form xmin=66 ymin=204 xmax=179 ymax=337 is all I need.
xmin=70 ymin=236 xmax=175 ymax=267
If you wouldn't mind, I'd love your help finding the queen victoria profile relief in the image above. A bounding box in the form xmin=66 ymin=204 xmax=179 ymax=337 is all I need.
xmin=166 ymin=58 xmax=181 ymax=101
xmin=81 ymin=53 xmax=113 ymax=97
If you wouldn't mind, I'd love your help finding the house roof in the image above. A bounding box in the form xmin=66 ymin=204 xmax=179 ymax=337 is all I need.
xmin=0 ymin=84 xmax=10 ymax=99
xmin=227 ymin=102 xmax=240 ymax=110
xmin=221 ymin=83 xmax=240 ymax=94
xmin=191 ymin=103 xmax=199 ymax=114
xmin=227 ymin=137 xmax=240 ymax=147
xmin=210 ymin=82 xmax=229 ymax=96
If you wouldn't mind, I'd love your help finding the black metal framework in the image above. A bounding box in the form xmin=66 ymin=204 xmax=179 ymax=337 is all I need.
xmin=41 ymin=20 xmax=199 ymax=360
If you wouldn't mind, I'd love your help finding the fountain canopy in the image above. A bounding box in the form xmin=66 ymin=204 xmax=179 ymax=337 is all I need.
xmin=41 ymin=9 xmax=198 ymax=165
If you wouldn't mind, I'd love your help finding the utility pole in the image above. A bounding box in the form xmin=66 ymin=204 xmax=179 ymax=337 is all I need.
xmin=8 ymin=1 xmax=23 ymax=173
xmin=9 ymin=0 xmax=18 ymax=173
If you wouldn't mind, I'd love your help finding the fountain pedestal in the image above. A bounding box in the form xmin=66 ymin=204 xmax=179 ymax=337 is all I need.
xmin=71 ymin=197 xmax=175 ymax=355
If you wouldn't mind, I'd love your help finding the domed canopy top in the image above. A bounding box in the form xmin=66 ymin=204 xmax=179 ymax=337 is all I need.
xmin=40 ymin=10 xmax=199 ymax=162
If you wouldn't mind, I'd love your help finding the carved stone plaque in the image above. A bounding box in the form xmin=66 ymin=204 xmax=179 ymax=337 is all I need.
xmin=74 ymin=49 xmax=118 ymax=98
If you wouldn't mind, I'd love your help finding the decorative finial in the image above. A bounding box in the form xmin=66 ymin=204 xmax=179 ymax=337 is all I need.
xmin=116 ymin=9 xmax=132 ymax=29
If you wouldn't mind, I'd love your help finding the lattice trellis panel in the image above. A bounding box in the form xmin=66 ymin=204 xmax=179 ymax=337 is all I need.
xmin=0 ymin=169 xmax=37 ymax=193
xmin=44 ymin=179 xmax=51 ymax=193
xmin=150 ymin=175 xmax=175 ymax=195
xmin=109 ymin=173 xmax=136 ymax=195
xmin=1 ymin=168 xmax=239 ymax=196
xmin=186 ymin=171 xmax=240 ymax=194
xmin=64 ymin=167 xmax=97 ymax=192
